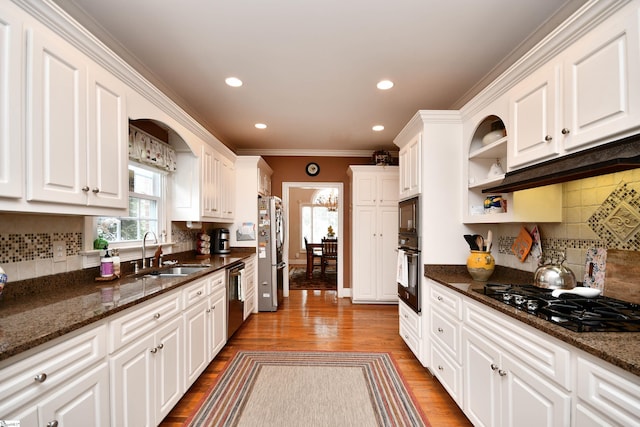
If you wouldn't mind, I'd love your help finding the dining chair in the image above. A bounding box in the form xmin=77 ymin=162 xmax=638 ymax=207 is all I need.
xmin=305 ymin=237 xmax=323 ymax=278
xmin=321 ymin=237 xmax=338 ymax=275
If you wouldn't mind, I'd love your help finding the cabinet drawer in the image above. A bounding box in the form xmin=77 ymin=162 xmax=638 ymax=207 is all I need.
xmin=429 ymin=281 xmax=462 ymax=320
xmin=183 ymin=277 xmax=208 ymax=307
xmin=430 ymin=308 xmax=461 ymax=363
xmin=399 ymin=300 xmax=421 ymax=337
xmin=0 ymin=325 xmax=107 ymax=415
xmin=399 ymin=323 xmax=421 ymax=361
xmin=464 ymin=299 xmax=571 ymax=389
xmin=109 ymin=291 xmax=181 ymax=352
xmin=430 ymin=342 xmax=463 ymax=407
xmin=576 ymin=355 xmax=640 ymax=426
xmin=208 ymin=270 xmax=225 ymax=294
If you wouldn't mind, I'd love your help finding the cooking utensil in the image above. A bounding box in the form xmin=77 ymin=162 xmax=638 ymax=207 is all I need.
xmin=485 ymin=230 xmax=493 ymax=252
xmin=551 ymin=287 xmax=602 ymax=298
xmin=534 ymin=254 xmax=576 ymax=290
xmin=475 ymin=235 xmax=485 ymax=251
xmin=464 ymin=235 xmax=479 ymax=250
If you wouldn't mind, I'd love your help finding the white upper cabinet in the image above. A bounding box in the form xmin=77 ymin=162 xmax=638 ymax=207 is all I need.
xmin=0 ymin=1 xmax=23 ymax=199
xmin=24 ymin=22 xmax=128 ymax=213
xmin=561 ymin=5 xmax=640 ymax=151
xmin=398 ymin=132 xmax=421 ymax=200
xmin=509 ymin=1 xmax=640 ymax=169
xmin=509 ymin=62 xmax=562 ymax=168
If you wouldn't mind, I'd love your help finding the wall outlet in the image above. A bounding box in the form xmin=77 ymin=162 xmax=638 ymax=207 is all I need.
xmin=53 ymin=240 xmax=67 ymax=262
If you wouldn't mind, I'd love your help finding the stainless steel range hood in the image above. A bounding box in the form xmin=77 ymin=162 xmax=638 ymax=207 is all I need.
xmin=484 ymin=135 xmax=640 ymax=193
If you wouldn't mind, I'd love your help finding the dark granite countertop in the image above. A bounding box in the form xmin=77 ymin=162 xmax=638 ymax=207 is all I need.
xmin=425 ymin=265 xmax=640 ymax=378
xmin=0 ymin=251 xmax=254 ymax=363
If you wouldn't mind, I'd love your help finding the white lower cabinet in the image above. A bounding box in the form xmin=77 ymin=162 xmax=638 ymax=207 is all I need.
xmin=183 ymin=277 xmax=209 ymax=389
xmin=110 ymin=314 xmax=183 ymax=427
xmin=243 ymin=255 xmax=257 ymax=320
xmin=399 ymin=300 xmax=423 ymax=364
xmin=0 ymin=325 xmax=109 ymax=427
xmin=575 ymin=354 xmax=640 ymax=426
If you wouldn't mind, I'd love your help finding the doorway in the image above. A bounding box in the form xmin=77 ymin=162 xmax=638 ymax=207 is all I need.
xmin=282 ymin=182 xmax=345 ymax=297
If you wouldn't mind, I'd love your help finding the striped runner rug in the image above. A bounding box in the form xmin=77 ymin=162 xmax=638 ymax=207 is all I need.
xmin=185 ymin=351 xmax=429 ymax=427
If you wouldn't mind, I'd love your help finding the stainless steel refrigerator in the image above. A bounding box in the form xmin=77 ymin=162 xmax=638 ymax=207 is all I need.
xmin=257 ymin=195 xmax=286 ymax=311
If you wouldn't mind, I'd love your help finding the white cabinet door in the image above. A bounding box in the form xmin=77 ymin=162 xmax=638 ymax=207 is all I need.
xmin=379 ymin=206 xmax=399 ymax=299
xmin=201 ymin=145 xmax=216 ymax=217
xmin=399 ymin=133 xmax=421 ymax=200
xmin=155 ymin=316 xmax=183 ymax=422
xmin=26 ymin=25 xmax=88 ymax=205
xmin=0 ymin=1 xmax=23 ymax=199
xmin=208 ymin=288 xmax=227 ymax=359
xmin=509 ymin=62 xmax=561 ymax=168
xmin=86 ymin=64 xmax=128 ymax=209
xmin=38 ymin=363 xmax=110 ymax=427
xmin=352 ymin=173 xmax=377 ymax=206
xmin=562 ymin=4 xmax=640 ymax=151
xmin=379 ymin=173 xmax=399 ymax=206
xmin=501 ymin=355 xmax=571 ymax=427
xmin=183 ymin=298 xmax=209 ymax=388
xmin=221 ymin=157 xmax=235 ymax=218
xmin=463 ymin=329 xmax=500 ymax=427
xmin=352 ymin=206 xmax=377 ymax=301
xmin=110 ymin=333 xmax=155 ymax=427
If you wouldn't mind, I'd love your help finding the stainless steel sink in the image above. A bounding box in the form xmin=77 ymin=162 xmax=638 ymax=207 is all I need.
xmin=144 ymin=266 xmax=209 ymax=278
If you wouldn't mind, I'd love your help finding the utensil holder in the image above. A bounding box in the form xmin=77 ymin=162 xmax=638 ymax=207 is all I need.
xmin=467 ymin=250 xmax=495 ymax=281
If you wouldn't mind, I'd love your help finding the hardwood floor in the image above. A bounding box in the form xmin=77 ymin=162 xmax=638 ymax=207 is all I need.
xmin=159 ymin=290 xmax=472 ymax=426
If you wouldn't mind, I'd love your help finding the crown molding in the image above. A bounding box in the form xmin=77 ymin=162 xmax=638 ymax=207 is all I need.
xmin=235 ymin=148 xmax=395 ymax=158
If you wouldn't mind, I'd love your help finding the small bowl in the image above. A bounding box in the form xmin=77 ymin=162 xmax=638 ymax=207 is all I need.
xmin=482 ymin=129 xmax=505 ymax=146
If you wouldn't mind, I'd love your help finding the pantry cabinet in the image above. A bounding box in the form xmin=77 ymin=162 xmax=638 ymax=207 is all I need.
xmin=509 ymin=0 xmax=640 ymax=169
xmin=25 ymin=23 xmax=128 ymax=212
xmin=0 ymin=1 xmax=23 ymax=199
xmin=349 ymin=166 xmax=399 ymax=303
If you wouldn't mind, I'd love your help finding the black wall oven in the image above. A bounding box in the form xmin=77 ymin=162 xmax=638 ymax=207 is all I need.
xmin=398 ymin=196 xmax=420 ymax=313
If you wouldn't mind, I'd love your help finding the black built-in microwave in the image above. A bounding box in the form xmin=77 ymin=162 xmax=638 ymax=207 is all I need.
xmin=398 ymin=196 xmax=419 ymax=243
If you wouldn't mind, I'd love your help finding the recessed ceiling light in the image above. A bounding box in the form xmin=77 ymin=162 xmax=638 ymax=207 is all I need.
xmin=376 ymin=80 xmax=394 ymax=90
xmin=225 ymin=77 xmax=243 ymax=87
xmin=372 ymin=125 xmax=385 ymax=132
xmin=255 ymin=123 xmax=267 ymax=129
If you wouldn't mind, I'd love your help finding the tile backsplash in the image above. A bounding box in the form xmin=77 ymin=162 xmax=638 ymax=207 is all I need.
xmin=495 ymin=168 xmax=640 ymax=282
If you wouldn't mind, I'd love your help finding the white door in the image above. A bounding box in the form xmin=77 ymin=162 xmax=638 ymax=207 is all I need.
xmin=379 ymin=206 xmax=399 ymax=300
xmin=87 ymin=64 xmax=128 ymax=209
xmin=155 ymin=316 xmax=183 ymax=422
xmin=26 ymin=26 xmax=88 ymax=205
xmin=352 ymin=206 xmax=376 ymax=301
xmin=463 ymin=330 xmax=500 ymax=427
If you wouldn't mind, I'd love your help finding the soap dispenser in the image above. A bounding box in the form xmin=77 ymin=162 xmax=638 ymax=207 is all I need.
xmin=100 ymin=249 xmax=114 ymax=277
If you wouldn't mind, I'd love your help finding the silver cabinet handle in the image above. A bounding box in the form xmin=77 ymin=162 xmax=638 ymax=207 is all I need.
xmin=490 ymin=364 xmax=499 ymax=371
xmin=154 ymin=313 xmax=160 ymax=319
xmin=438 ymin=365 xmax=444 ymax=371
xmin=150 ymin=347 xmax=158 ymax=354
xmin=545 ymin=135 xmax=553 ymax=142
xmin=437 ymin=327 xmax=444 ymax=333
xmin=498 ymin=369 xmax=507 ymax=377
xmin=47 ymin=421 xmax=59 ymax=427
xmin=206 ymin=308 xmax=211 ymax=313
xmin=92 ymin=187 xmax=100 ymax=193
xmin=561 ymin=128 xmax=570 ymax=135
xmin=437 ymin=296 xmax=443 ymax=301
xmin=81 ymin=186 xmax=90 ymax=192
xmin=157 ymin=343 xmax=164 ymax=350
xmin=197 ymin=291 xmax=202 ymax=296
xmin=34 ymin=373 xmax=48 ymax=383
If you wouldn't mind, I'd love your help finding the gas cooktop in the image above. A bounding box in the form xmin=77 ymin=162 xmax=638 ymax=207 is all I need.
xmin=475 ymin=283 xmax=640 ymax=333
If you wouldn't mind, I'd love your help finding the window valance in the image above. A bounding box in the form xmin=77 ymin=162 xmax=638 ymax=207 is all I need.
xmin=128 ymin=125 xmax=177 ymax=172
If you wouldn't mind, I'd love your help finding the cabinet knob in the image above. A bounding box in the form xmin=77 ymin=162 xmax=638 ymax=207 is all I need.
xmin=561 ymin=128 xmax=570 ymax=135
xmin=47 ymin=421 xmax=59 ymax=427
xmin=153 ymin=313 xmax=161 ymax=319
xmin=34 ymin=373 xmax=48 ymax=383
xmin=197 ymin=290 xmax=202 ymax=296
xmin=81 ymin=186 xmax=90 ymax=192
xmin=92 ymin=187 xmax=100 ymax=193
xmin=544 ymin=135 xmax=553 ymax=142
xmin=437 ymin=327 xmax=444 ymax=333
xmin=438 ymin=365 xmax=444 ymax=371
xmin=490 ymin=364 xmax=499 ymax=371
xmin=157 ymin=343 xmax=164 ymax=350
xmin=206 ymin=308 xmax=211 ymax=313
xmin=437 ymin=296 xmax=443 ymax=302
xmin=498 ymin=369 xmax=507 ymax=377
xmin=150 ymin=347 xmax=158 ymax=354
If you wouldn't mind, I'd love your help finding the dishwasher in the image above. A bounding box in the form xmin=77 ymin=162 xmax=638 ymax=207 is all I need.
xmin=226 ymin=261 xmax=245 ymax=338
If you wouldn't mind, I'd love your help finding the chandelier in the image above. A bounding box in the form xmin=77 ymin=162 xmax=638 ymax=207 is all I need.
xmin=317 ymin=190 xmax=338 ymax=212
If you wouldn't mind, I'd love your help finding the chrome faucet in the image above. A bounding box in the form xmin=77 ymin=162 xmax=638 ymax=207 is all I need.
xmin=142 ymin=231 xmax=158 ymax=269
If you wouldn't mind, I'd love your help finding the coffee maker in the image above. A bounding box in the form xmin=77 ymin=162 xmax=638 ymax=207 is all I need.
xmin=211 ymin=228 xmax=231 ymax=254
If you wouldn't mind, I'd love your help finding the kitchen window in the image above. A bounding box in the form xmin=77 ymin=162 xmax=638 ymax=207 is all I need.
xmin=301 ymin=189 xmax=339 ymax=245
xmin=95 ymin=163 xmax=167 ymax=246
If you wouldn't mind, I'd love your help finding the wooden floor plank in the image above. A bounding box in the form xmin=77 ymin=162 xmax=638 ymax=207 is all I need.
xmin=159 ymin=290 xmax=471 ymax=426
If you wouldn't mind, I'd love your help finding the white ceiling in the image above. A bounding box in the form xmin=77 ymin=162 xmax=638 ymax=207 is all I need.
xmin=53 ymin=0 xmax=586 ymax=155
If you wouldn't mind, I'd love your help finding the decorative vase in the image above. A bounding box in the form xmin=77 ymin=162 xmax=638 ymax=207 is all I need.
xmin=466 ymin=251 xmax=495 ymax=282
